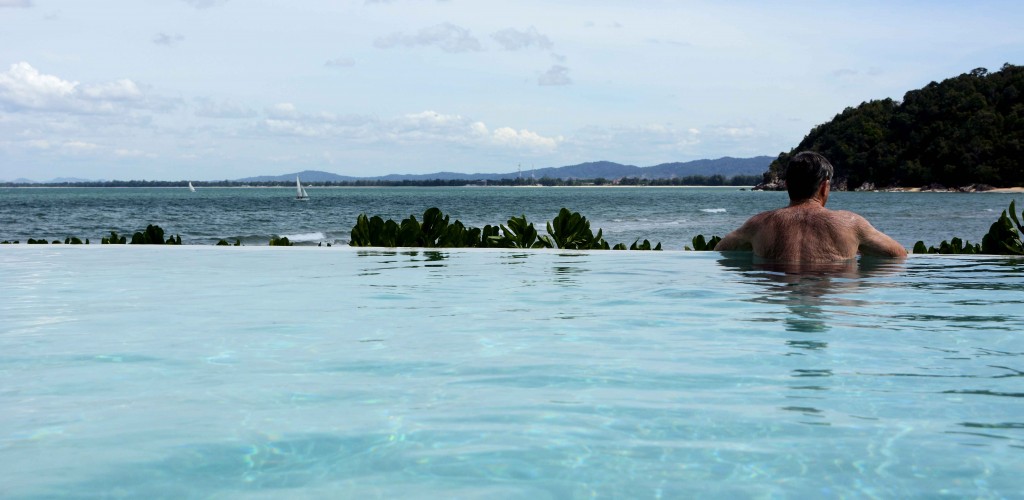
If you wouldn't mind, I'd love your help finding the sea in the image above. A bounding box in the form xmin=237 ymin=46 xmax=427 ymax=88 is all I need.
xmin=1 ymin=186 xmax=1021 ymax=249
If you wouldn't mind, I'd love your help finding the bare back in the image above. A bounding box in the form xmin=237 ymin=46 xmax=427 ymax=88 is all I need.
xmin=717 ymin=204 xmax=907 ymax=262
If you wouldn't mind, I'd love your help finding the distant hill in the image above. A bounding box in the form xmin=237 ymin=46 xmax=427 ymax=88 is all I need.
xmin=766 ymin=63 xmax=1024 ymax=189
xmin=644 ymin=157 xmax=772 ymax=178
xmin=236 ymin=170 xmax=360 ymax=183
xmin=51 ymin=177 xmax=101 ymax=183
xmin=4 ymin=156 xmax=772 ymax=186
xmin=240 ymin=156 xmax=773 ymax=182
xmin=4 ymin=176 xmax=104 ymax=184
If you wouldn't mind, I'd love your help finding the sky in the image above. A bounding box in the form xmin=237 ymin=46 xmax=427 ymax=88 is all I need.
xmin=1 ymin=0 xmax=1022 ymax=181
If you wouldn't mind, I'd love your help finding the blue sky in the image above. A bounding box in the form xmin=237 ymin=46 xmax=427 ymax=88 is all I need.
xmin=1 ymin=0 xmax=1022 ymax=181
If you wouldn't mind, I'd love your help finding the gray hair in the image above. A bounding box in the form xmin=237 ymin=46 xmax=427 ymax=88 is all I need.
xmin=785 ymin=151 xmax=833 ymax=199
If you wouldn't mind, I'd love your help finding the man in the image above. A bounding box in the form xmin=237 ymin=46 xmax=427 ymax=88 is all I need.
xmin=716 ymin=151 xmax=907 ymax=261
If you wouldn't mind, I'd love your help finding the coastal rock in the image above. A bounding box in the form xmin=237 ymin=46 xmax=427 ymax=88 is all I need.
xmin=752 ymin=180 xmax=785 ymax=191
xmin=921 ymin=183 xmax=950 ymax=192
xmin=959 ymin=184 xmax=995 ymax=192
xmin=854 ymin=182 xmax=876 ymax=192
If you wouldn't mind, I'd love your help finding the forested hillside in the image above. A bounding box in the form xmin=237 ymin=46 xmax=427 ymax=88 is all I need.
xmin=765 ymin=63 xmax=1023 ymax=189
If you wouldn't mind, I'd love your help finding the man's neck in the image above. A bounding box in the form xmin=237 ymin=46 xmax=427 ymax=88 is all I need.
xmin=787 ymin=197 xmax=826 ymax=209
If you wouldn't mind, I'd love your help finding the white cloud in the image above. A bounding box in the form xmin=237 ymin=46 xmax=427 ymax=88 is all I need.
xmin=0 ymin=62 xmax=76 ymax=109
xmin=153 ymin=33 xmax=185 ymax=46
xmin=256 ymin=106 xmax=562 ymax=153
xmin=401 ymin=110 xmax=463 ymax=128
xmin=80 ymin=79 xmax=142 ymax=101
xmin=253 ymin=104 xmax=377 ymax=139
xmin=62 ymin=140 xmax=99 ymax=152
xmin=538 ymin=65 xmax=571 ymax=86
xmin=491 ymin=27 xmax=553 ymax=51
xmin=0 ymin=0 xmax=32 ymax=7
xmin=0 ymin=62 xmax=148 ymax=114
xmin=711 ymin=126 xmax=760 ymax=138
xmin=265 ymin=102 xmax=299 ymax=120
xmin=374 ymin=23 xmax=482 ymax=53
xmin=571 ymin=124 xmax=702 ymax=155
xmin=194 ymin=97 xmax=255 ymax=119
xmin=263 ymin=119 xmax=320 ymax=137
xmin=491 ymin=127 xmax=561 ymax=150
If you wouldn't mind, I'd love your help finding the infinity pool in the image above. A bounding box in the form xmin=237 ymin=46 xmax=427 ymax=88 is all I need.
xmin=1 ymin=247 xmax=1022 ymax=497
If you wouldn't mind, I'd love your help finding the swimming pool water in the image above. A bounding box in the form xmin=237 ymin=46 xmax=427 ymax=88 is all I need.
xmin=1 ymin=247 xmax=1022 ymax=497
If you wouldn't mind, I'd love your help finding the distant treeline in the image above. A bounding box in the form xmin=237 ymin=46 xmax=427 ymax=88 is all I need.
xmin=767 ymin=63 xmax=1024 ymax=189
xmin=2 ymin=174 xmax=761 ymax=188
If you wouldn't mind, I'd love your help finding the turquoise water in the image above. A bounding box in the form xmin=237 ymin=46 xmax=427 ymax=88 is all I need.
xmin=1 ymin=186 xmax=1019 ymax=248
xmin=1 ymin=246 xmax=1022 ymax=497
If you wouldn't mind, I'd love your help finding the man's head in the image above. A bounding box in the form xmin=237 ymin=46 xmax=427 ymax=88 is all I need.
xmin=785 ymin=151 xmax=833 ymax=201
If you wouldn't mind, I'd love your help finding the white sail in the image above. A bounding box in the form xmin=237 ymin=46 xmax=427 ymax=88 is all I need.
xmin=188 ymin=181 xmax=196 ymax=192
xmin=296 ymin=176 xmax=309 ymax=200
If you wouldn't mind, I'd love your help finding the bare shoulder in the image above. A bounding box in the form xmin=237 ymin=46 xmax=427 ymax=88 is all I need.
xmin=830 ymin=209 xmax=869 ymax=223
xmin=745 ymin=209 xmax=781 ymax=224
xmin=717 ymin=210 xmax=777 ymax=251
xmin=832 ymin=210 xmax=908 ymax=257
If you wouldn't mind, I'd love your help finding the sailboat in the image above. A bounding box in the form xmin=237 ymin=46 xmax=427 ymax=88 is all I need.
xmin=188 ymin=181 xmax=196 ymax=192
xmin=295 ymin=176 xmax=309 ymax=200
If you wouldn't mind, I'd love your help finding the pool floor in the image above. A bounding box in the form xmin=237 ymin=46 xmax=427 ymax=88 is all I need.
xmin=1 ymin=246 xmax=1022 ymax=497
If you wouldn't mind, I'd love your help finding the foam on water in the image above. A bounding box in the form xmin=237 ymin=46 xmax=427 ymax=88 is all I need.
xmin=282 ymin=231 xmax=328 ymax=243
xmin=1 ymin=246 xmax=1022 ymax=497
xmin=700 ymin=208 xmax=727 ymax=213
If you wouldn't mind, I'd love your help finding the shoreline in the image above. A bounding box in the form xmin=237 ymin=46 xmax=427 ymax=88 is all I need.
xmin=4 ymin=184 xmax=1024 ymax=191
xmin=874 ymin=186 xmax=1024 ymax=193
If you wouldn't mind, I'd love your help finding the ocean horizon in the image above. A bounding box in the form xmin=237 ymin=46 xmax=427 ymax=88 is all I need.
xmin=2 ymin=186 xmax=1020 ymax=250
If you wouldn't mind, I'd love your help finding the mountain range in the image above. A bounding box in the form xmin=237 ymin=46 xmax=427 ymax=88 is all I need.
xmin=5 ymin=156 xmax=772 ymax=184
xmin=237 ymin=156 xmax=772 ymax=183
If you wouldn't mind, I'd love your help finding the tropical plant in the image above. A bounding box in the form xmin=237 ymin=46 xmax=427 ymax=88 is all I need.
xmin=912 ymin=237 xmax=982 ymax=254
xmin=541 ymin=208 xmax=609 ymax=249
xmin=629 ymin=239 xmax=662 ymax=251
xmin=129 ymin=224 xmax=181 ymax=244
xmin=980 ymin=200 xmax=1024 ymax=255
xmin=101 ymin=231 xmax=127 ymax=244
xmin=350 ymin=207 xmax=668 ymax=250
xmin=686 ymin=234 xmax=721 ymax=251
xmin=350 ymin=214 xmax=401 ymax=247
xmin=495 ymin=215 xmax=543 ymax=248
xmin=476 ymin=224 xmax=500 ymax=248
